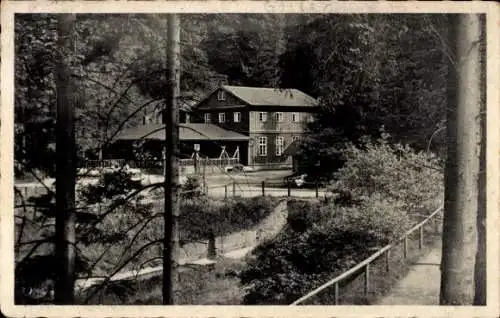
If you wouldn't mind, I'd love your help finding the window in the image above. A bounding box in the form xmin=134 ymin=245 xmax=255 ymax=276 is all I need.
xmin=234 ymin=112 xmax=241 ymax=123
xmin=292 ymin=112 xmax=299 ymax=122
xmin=217 ymin=90 xmax=225 ymax=101
xmin=259 ymin=112 xmax=267 ymax=122
xmin=218 ymin=112 xmax=226 ymax=123
xmin=204 ymin=113 xmax=211 ymax=123
xmin=276 ymin=136 xmax=284 ymax=156
xmin=307 ymin=114 xmax=315 ymax=123
xmin=185 ymin=113 xmax=190 ymax=123
xmin=292 ymin=136 xmax=299 ymax=142
xmin=258 ymin=137 xmax=267 ymax=156
xmin=275 ymin=112 xmax=283 ymax=122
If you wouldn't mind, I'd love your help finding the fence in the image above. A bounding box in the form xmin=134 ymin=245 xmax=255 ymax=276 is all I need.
xmin=289 ymin=205 xmax=443 ymax=305
xmin=203 ymin=179 xmax=329 ymax=199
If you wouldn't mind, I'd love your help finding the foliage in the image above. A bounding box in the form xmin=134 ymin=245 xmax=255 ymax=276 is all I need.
xmin=290 ymin=14 xmax=449 ymax=177
xmin=240 ymin=137 xmax=443 ymax=304
xmin=179 ymin=195 xmax=276 ymax=241
xmin=78 ymin=169 xmax=143 ymax=205
xmin=14 ymin=170 xmax=146 ymax=304
xmin=332 ymin=133 xmax=444 ymax=214
xmin=241 ymin=197 xmax=412 ymax=304
xmin=180 ymin=175 xmax=204 ymax=199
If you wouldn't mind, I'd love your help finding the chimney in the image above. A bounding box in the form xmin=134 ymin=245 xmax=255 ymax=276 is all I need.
xmin=207 ymin=74 xmax=228 ymax=91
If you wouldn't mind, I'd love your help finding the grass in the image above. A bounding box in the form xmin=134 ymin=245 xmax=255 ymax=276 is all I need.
xmin=79 ymin=256 xmax=247 ymax=305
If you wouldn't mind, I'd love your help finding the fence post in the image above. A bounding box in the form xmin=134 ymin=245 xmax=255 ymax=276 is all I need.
xmin=364 ymin=264 xmax=370 ymax=296
xmin=315 ymin=180 xmax=319 ymax=198
xmin=232 ymin=181 xmax=236 ymax=197
xmin=207 ymin=230 xmax=216 ymax=260
xmin=261 ymin=181 xmax=265 ymax=196
xmin=287 ymin=182 xmax=291 ymax=197
xmin=224 ymin=185 xmax=228 ymax=199
xmin=419 ymin=226 xmax=424 ymax=249
xmin=334 ymin=282 xmax=339 ymax=305
xmin=403 ymin=235 xmax=408 ymax=258
xmin=385 ymin=249 xmax=391 ymax=272
xmin=434 ymin=214 xmax=440 ymax=234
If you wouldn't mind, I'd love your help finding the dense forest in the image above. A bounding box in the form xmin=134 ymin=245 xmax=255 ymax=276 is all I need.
xmin=15 ymin=13 xmax=449 ymax=178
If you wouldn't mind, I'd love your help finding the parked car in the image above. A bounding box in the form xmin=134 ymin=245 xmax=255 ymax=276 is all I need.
xmin=226 ymin=164 xmax=255 ymax=173
xmin=284 ymin=172 xmax=325 ymax=188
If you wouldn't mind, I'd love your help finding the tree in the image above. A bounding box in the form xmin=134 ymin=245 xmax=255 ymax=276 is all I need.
xmin=163 ymin=13 xmax=181 ymax=305
xmin=288 ymin=14 xmax=450 ymax=178
xmin=440 ymin=13 xmax=483 ymax=305
xmin=54 ymin=13 xmax=77 ymax=304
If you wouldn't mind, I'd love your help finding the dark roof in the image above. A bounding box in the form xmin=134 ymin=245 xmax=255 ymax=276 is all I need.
xmin=115 ymin=123 xmax=250 ymax=142
xmin=221 ymin=85 xmax=318 ymax=107
xmin=283 ymin=140 xmax=300 ymax=156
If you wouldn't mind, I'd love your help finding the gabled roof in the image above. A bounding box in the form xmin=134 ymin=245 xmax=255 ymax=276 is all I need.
xmin=221 ymin=85 xmax=318 ymax=107
xmin=115 ymin=123 xmax=250 ymax=142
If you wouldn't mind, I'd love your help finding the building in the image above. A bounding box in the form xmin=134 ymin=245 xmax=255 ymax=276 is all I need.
xmin=109 ymin=84 xmax=318 ymax=171
xmin=191 ymin=85 xmax=318 ymax=168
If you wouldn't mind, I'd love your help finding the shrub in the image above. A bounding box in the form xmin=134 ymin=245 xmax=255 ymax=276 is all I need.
xmin=78 ymin=169 xmax=143 ymax=205
xmin=181 ymin=175 xmax=204 ymax=199
xmin=240 ymin=134 xmax=443 ymax=305
xmin=331 ymin=133 xmax=444 ymax=215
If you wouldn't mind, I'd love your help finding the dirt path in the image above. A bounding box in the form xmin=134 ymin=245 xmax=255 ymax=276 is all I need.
xmin=375 ymin=240 xmax=442 ymax=305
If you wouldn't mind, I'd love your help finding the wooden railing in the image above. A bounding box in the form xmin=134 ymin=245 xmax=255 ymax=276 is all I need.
xmin=289 ymin=205 xmax=443 ymax=305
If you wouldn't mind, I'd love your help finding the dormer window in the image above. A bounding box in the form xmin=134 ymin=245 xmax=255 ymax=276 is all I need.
xmin=217 ymin=90 xmax=226 ymax=101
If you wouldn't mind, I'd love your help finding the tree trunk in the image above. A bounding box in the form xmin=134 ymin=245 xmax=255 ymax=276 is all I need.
xmin=54 ymin=13 xmax=77 ymax=304
xmin=163 ymin=13 xmax=181 ymax=305
xmin=440 ymin=14 xmax=482 ymax=305
xmin=473 ymin=14 xmax=487 ymax=306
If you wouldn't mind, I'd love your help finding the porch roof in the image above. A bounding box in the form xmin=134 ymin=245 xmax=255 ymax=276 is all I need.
xmin=115 ymin=123 xmax=250 ymax=142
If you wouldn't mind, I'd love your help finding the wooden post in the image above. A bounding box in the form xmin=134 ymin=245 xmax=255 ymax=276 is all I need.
xmin=287 ymin=181 xmax=291 ymax=197
xmin=364 ymin=264 xmax=370 ymax=296
xmin=334 ymin=282 xmax=339 ymax=305
xmin=207 ymin=230 xmax=216 ymax=260
xmin=419 ymin=226 xmax=424 ymax=249
xmin=315 ymin=180 xmax=319 ymax=198
xmin=224 ymin=185 xmax=228 ymax=199
xmin=232 ymin=181 xmax=236 ymax=197
xmin=403 ymin=235 xmax=408 ymax=259
xmin=262 ymin=181 xmax=265 ymax=196
xmin=386 ymin=249 xmax=391 ymax=272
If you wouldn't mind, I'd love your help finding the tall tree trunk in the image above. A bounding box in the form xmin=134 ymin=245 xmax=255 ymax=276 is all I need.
xmin=163 ymin=13 xmax=181 ymax=305
xmin=473 ymin=14 xmax=487 ymax=306
xmin=54 ymin=13 xmax=77 ymax=304
xmin=440 ymin=14 xmax=482 ymax=305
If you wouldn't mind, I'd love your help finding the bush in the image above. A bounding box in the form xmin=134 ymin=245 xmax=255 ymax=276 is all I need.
xmin=240 ymin=134 xmax=443 ymax=305
xmin=331 ymin=133 xmax=444 ymax=215
xmin=181 ymin=175 xmax=204 ymax=199
xmin=78 ymin=169 xmax=143 ymax=205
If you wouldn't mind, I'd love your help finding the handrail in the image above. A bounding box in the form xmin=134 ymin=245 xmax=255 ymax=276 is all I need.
xmin=289 ymin=205 xmax=443 ymax=305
